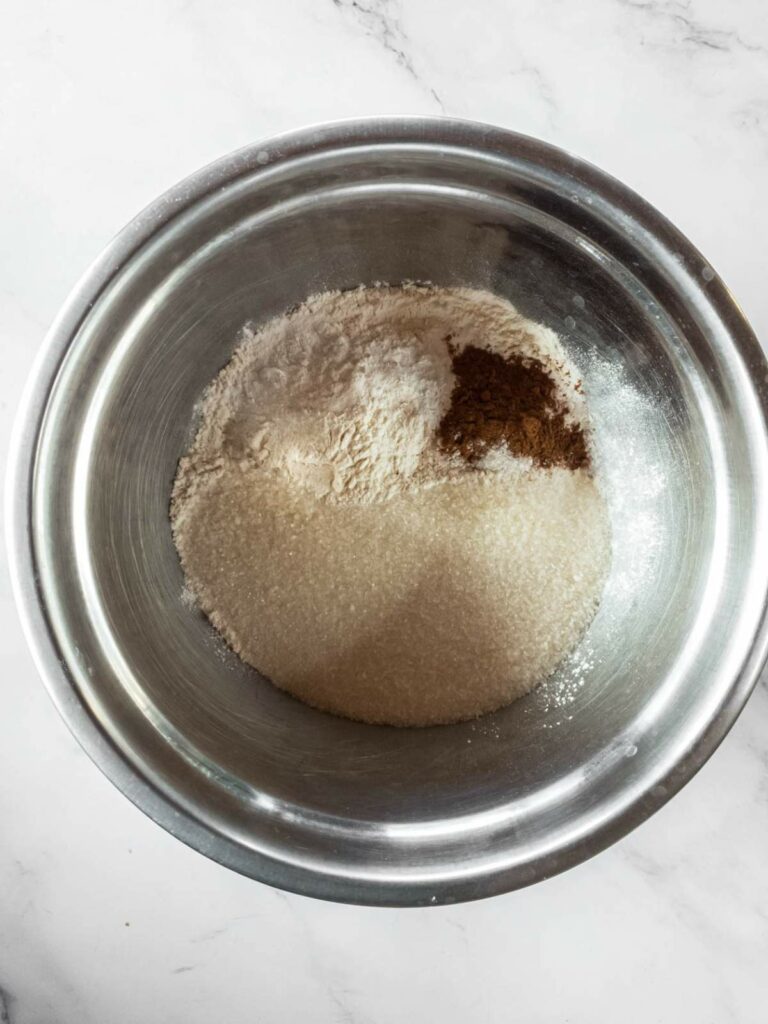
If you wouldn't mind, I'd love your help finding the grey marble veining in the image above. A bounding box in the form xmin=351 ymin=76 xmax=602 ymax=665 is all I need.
xmin=1 ymin=0 xmax=767 ymax=1020
xmin=615 ymin=0 xmax=766 ymax=55
xmin=331 ymin=0 xmax=446 ymax=108
xmin=0 ymin=984 xmax=15 ymax=1024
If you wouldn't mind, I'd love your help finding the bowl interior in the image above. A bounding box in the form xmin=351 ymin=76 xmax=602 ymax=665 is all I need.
xmin=30 ymin=127 xmax=768 ymax=903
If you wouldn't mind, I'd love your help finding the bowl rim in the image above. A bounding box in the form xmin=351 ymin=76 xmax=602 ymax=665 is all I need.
xmin=7 ymin=114 xmax=768 ymax=906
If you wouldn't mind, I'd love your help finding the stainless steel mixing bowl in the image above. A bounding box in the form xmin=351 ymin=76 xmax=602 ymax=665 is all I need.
xmin=8 ymin=117 xmax=768 ymax=906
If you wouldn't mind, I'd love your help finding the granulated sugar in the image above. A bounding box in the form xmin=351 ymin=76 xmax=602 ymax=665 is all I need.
xmin=534 ymin=349 xmax=664 ymax=720
xmin=171 ymin=285 xmax=611 ymax=726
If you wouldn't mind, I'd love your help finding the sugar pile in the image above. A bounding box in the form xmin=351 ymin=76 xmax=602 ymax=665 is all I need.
xmin=171 ymin=285 xmax=611 ymax=726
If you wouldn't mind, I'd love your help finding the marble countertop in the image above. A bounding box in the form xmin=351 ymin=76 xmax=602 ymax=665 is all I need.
xmin=2 ymin=1 xmax=767 ymax=1021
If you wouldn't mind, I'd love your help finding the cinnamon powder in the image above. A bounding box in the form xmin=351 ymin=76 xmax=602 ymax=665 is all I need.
xmin=439 ymin=344 xmax=590 ymax=471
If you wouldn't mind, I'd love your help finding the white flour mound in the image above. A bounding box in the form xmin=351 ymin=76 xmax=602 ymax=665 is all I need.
xmin=171 ymin=285 xmax=611 ymax=726
xmin=172 ymin=285 xmax=586 ymax=509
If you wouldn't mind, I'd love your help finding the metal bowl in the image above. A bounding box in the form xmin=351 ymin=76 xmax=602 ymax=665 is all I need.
xmin=8 ymin=117 xmax=768 ymax=906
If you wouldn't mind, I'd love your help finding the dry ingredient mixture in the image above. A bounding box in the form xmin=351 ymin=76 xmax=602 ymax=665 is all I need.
xmin=171 ymin=285 xmax=611 ymax=726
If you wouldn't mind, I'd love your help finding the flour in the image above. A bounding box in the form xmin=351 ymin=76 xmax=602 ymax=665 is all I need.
xmin=171 ymin=285 xmax=611 ymax=726
xmin=172 ymin=285 xmax=586 ymax=510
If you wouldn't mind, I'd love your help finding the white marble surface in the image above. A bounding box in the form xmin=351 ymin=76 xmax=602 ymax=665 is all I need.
xmin=2 ymin=1 xmax=768 ymax=1021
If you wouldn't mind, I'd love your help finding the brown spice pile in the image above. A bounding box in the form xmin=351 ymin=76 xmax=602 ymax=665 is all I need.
xmin=438 ymin=344 xmax=589 ymax=470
